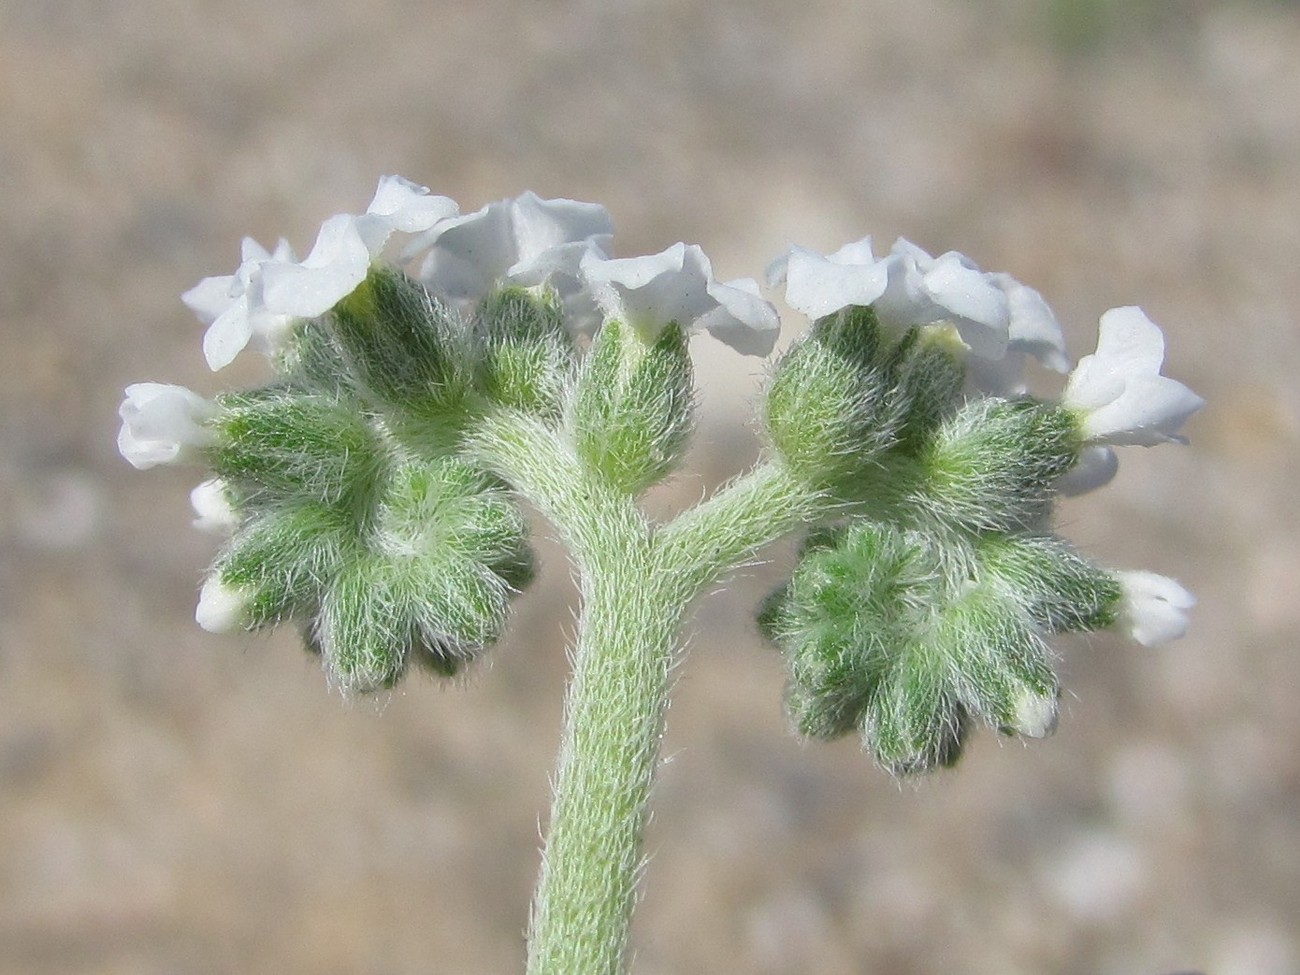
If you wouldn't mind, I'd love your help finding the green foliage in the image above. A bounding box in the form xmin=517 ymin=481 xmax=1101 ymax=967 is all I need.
xmin=569 ymin=320 xmax=694 ymax=495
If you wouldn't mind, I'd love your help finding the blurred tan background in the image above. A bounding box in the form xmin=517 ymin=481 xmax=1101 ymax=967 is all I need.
xmin=2 ymin=0 xmax=1298 ymax=972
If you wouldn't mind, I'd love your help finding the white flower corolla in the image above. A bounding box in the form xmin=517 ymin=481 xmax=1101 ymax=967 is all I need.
xmin=581 ymin=243 xmax=780 ymax=355
xmin=117 ymin=383 xmax=218 ymax=470
xmin=259 ymin=176 xmax=458 ymax=319
xmin=195 ymin=573 xmax=251 ymax=633
xmin=412 ymin=192 xmax=614 ymax=311
xmin=1114 ymin=570 xmax=1195 ymax=646
xmin=1063 ymin=306 xmax=1204 ymax=447
xmin=770 ymin=237 xmax=1072 ymax=384
xmin=190 ymin=478 xmax=240 ymax=534
xmin=183 ymin=237 xmax=298 ymax=371
xmin=768 ymin=237 xmax=891 ymax=321
xmin=966 ymin=272 xmax=1072 ymax=396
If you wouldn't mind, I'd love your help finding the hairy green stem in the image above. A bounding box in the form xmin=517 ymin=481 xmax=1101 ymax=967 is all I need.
xmin=472 ymin=412 xmax=829 ymax=975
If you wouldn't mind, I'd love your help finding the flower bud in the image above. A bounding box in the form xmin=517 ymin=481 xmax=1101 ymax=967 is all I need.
xmin=980 ymin=534 xmax=1122 ymax=634
xmin=195 ymin=573 xmax=253 ymax=633
xmin=117 ymin=383 xmax=218 ymax=470
xmin=763 ymin=308 xmax=965 ymax=494
xmin=762 ymin=519 xmax=1067 ymax=774
xmin=190 ymin=478 xmax=241 ymax=534
xmin=763 ymin=307 xmax=908 ymax=489
xmin=1114 ymin=570 xmax=1194 ymax=646
xmin=214 ymin=503 xmax=356 ymax=628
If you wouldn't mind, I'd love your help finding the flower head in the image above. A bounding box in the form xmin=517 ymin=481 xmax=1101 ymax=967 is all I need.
xmin=1114 ymin=570 xmax=1195 ymax=646
xmin=1063 ymin=306 xmax=1204 ymax=446
xmin=582 ymin=242 xmax=780 ymax=355
xmin=117 ymin=383 xmax=218 ymax=469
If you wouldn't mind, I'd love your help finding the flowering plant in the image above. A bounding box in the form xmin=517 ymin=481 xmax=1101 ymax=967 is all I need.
xmin=119 ymin=176 xmax=1201 ymax=974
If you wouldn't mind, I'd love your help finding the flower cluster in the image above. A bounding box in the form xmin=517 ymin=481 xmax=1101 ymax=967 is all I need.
xmin=759 ymin=233 xmax=1202 ymax=772
xmin=119 ymin=177 xmax=784 ymax=691
xmin=118 ymin=178 xmax=1201 ymax=767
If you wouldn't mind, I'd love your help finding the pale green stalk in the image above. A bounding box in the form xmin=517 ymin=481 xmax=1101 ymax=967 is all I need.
xmin=471 ymin=410 xmax=827 ymax=975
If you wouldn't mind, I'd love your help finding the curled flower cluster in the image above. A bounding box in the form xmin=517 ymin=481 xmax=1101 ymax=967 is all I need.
xmin=118 ymin=177 xmax=1201 ymax=766
xmin=759 ymin=231 xmax=1202 ymax=772
xmin=119 ymin=177 xmax=786 ymax=691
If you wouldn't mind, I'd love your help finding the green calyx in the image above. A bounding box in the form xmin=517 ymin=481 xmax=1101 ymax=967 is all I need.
xmin=568 ymin=319 xmax=694 ymax=496
xmin=473 ymin=287 xmax=577 ymax=419
xmin=763 ymin=308 xmax=965 ymax=494
xmin=914 ymin=398 xmax=1080 ymax=534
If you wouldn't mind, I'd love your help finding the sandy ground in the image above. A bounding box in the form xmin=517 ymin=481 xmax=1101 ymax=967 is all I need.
xmin=2 ymin=1 xmax=1299 ymax=972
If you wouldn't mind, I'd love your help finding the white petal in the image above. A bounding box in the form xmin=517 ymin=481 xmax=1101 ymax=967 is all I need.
xmin=195 ymin=574 xmax=250 ymax=633
xmin=782 ymin=244 xmax=890 ymax=319
xmin=509 ymin=192 xmax=614 ymax=267
xmin=1081 ymin=375 xmax=1206 ymax=446
xmin=201 ymin=298 xmax=255 ymax=371
xmin=117 ymin=383 xmax=217 ymax=470
xmin=1115 ymin=570 xmax=1195 ymax=646
xmin=182 ymin=274 xmax=239 ymax=325
xmin=261 ymin=214 xmax=372 ymax=317
xmin=365 ymin=176 xmax=457 ymax=234
xmin=920 ymin=253 xmax=1009 ymax=358
xmin=699 ymin=276 xmax=781 ymax=356
xmin=991 ymin=273 xmax=1070 ymax=372
xmin=190 ymin=479 xmax=240 ymax=534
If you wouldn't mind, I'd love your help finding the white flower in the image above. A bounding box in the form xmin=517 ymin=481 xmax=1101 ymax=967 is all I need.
xmin=581 ymin=242 xmax=780 ymax=355
xmin=966 ymin=272 xmax=1071 ymax=396
xmin=183 ymin=237 xmax=297 ymax=371
xmin=190 ymin=479 xmax=240 ymax=534
xmin=1063 ymin=306 xmax=1204 ymax=446
xmin=769 ymin=237 xmax=890 ymax=320
xmin=769 ymin=237 xmax=1069 ymax=387
xmin=1114 ymin=570 xmax=1195 ymax=646
xmin=117 ymin=383 xmax=218 ymax=470
xmin=259 ymin=176 xmax=458 ymax=319
xmin=413 ymin=192 xmax=614 ymax=312
xmin=195 ymin=573 xmax=251 ymax=633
